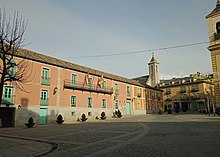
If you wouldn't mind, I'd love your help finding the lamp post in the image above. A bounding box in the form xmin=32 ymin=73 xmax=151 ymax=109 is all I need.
xmin=206 ymin=86 xmax=215 ymax=116
xmin=207 ymin=95 xmax=210 ymax=116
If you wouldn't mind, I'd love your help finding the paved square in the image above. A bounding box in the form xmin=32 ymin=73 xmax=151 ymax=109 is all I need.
xmin=0 ymin=114 xmax=219 ymax=157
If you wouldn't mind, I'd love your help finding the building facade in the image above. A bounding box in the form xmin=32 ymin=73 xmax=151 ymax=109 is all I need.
xmin=158 ymin=73 xmax=214 ymax=112
xmin=0 ymin=48 xmax=163 ymax=127
xmin=206 ymin=0 xmax=220 ymax=107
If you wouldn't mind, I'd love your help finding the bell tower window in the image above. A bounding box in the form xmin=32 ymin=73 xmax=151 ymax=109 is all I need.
xmin=216 ymin=22 xmax=220 ymax=34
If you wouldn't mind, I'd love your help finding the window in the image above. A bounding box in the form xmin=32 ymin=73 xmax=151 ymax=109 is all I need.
xmin=6 ymin=60 xmax=17 ymax=80
xmin=217 ymin=22 xmax=220 ymax=34
xmin=180 ymin=86 xmax=186 ymax=93
xmin=138 ymin=102 xmax=141 ymax=110
xmin=71 ymin=74 xmax=77 ymax=87
xmin=127 ymin=86 xmax=130 ymax=96
xmin=42 ymin=68 xmax=50 ymax=85
xmin=191 ymin=85 xmax=199 ymax=92
xmin=102 ymin=99 xmax=106 ymax=108
xmin=114 ymin=84 xmax=119 ymax=95
xmin=165 ymin=88 xmax=171 ymax=95
xmin=40 ymin=90 xmax=48 ymax=105
xmin=102 ymin=81 xmax=106 ymax=91
xmin=71 ymin=96 xmax=76 ymax=107
xmin=115 ymin=100 xmax=118 ymax=109
xmin=88 ymin=78 xmax=93 ymax=89
xmin=137 ymin=88 xmax=141 ymax=97
xmin=88 ymin=98 xmax=92 ymax=108
xmin=3 ymin=86 xmax=13 ymax=103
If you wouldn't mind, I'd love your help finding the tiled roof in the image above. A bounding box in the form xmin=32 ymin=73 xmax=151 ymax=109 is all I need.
xmin=206 ymin=3 xmax=220 ymax=18
xmin=15 ymin=48 xmax=150 ymax=88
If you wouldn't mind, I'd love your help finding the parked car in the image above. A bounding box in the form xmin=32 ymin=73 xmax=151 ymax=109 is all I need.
xmin=215 ymin=107 xmax=220 ymax=116
xmin=198 ymin=108 xmax=206 ymax=114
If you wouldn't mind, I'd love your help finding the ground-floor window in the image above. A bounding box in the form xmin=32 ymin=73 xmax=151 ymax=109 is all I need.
xmin=102 ymin=99 xmax=106 ymax=108
xmin=115 ymin=100 xmax=118 ymax=109
xmin=71 ymin=96 xmax=76 ymax=107
xmin=88 ymin=97 xmax=92 ymax=108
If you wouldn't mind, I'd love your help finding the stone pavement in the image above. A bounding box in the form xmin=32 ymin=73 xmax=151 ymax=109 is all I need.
xmin=0 ymin=113 xmax=219 ymax=157
xmin=0 ymin=136 xmax=53 ymax=157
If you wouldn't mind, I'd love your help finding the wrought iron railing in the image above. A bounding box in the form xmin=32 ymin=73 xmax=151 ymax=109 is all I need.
xmin=41 ymin=77 xmax=50 ymax=85
xmin=64 ymin=80 xmax=113 ymax=94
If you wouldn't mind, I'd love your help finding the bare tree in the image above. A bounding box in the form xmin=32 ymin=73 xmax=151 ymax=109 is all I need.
xmin=0 ymin=8 xmax=30 ymax=106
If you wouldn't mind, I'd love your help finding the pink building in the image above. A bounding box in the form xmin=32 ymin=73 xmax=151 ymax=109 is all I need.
xmin=0 ymin=48 xmax=163 ymax=127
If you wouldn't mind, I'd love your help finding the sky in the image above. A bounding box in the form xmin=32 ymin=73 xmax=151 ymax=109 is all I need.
xmin=0 ymin=0 xmax=216 ymax=79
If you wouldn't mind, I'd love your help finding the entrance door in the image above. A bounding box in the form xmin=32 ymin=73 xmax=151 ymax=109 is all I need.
xmin=181 ymin=102 xmax=188 ymax=111
xmin=126 ymin=102 xmax=131 ymax=115
xmin=0 ymin=107 xmax=15 ymax=127
xmin=39 ymin=108 xmax=47 ymax=125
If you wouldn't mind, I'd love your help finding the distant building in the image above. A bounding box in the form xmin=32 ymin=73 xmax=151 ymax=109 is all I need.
xmin=133 ymin=54 xmax=160 ymax=88
xmin=158 ymin=73 xmax=214 ymax=112
xmin=206 ymin=0 xmax=220 ymax=107
xmin=133 ymin=55 xmax=163 ymax=112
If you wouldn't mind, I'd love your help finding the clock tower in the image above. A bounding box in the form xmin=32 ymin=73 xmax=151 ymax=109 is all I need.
xmin=206 ymin=0 xmax=220 ymax=106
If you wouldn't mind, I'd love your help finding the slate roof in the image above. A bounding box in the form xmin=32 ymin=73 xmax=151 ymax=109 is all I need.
xmin=148 ymin=56 xmax=159 ymax=64
xmin=14 ymin=48 xmax=153 ymax=88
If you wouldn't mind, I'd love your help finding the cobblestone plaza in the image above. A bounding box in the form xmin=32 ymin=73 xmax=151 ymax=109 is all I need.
xmin=0 ymin=114 xmax=219 ymax=157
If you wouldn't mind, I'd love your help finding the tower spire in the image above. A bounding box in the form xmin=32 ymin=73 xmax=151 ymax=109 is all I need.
xmin=217 ymin=0 xmax=220 ymax=6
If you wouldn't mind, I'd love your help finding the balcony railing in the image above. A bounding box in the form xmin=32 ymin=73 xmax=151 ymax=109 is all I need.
xmin=191 ymin=88 xmax=199 ymax=92
xmin=64 ymin=80 xmax=113 ymax=94
xmin=180 ymin=89 xmax=186 ymax=93
xmin=191 ymin=95 xmax=200 ymax=99
xmin=166 ymin=98 xmax=172 ymax=101
xmin=165 ymin=91 xmax=171 ymax=95
xmin=115 ymin=89 xmax=119 ymax=95
xmin=180 ymin=95 xmax=188 ymax=100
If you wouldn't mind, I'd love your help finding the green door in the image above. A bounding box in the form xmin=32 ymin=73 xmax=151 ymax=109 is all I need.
xmin=126 ymin=102 xmax=131 ymax=115
xmin=42 ymin=68 xmax=49 ymax=85
xmin=71 ymin=74 xmax=77 ymax=87
xmin=4 ymin=86 xmax=13 ymax=104
xmin=39 ymin=108 xmax=47 ymax=125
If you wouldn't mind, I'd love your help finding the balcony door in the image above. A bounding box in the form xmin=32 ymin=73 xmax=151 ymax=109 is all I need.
xmin=4 ymin=86 xmax=13 ymax=104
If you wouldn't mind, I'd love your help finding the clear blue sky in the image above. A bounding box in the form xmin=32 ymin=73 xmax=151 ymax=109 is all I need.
xmin=0 ymin=0 xmax=216 ymax=79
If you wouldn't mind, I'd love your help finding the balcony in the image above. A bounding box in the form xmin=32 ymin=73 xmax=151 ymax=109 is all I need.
xmin=165 ymin=91 xmax=171 ymax=95
xmin=115 ymin=89 xmax=119 ymax=95
xmin=180 ymin=89 xmax=186 ymax=93
xmin=166 ymin=98 xmax=172 ymax=101
xmin=64 ymin=80 xmax=113 ymax=94
xmin=41 ymin=77 xmax=50 ymax=85
xmin=127 ymin=92 xmax=131 ymax=97
xmin=180 ymin=95 xmax=188 ymax=100
xmin=191 ymin=95 xmax=200 ymax=99
xmin=40 ymin=98 xmax=48 ymax=106
xmin=191 ymin=88 xmax=199 ymax=92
